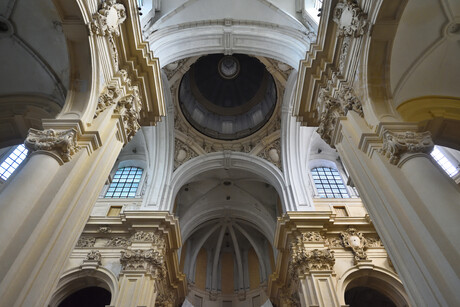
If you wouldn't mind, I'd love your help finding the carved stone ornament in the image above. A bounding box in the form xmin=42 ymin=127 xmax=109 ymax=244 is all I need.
xmin=90 ymin=0 xmax=126 ymax=37
xmin=120 ymin=249 xmax=165 ymax=277
xmin=380 ymin=130 xmax=434 ymax=165
xmin=106 ymin=237 xmax=129 ymax=247
xmin=257 ymin=139 xmax=281 ymax=169
xmin=291 ymin=236 xmax=336 ymax=274
xmin=98 ymin=226 xmax=111 ymax=233
xmin=76 ymin=236 xmax=96 ymax=248
xmin=94 ymin=85 xmax=122 ymax=118
xmin=316 ymin=86 xmax=363 ymax=147
xmin=366 ymin=235 xmax=384 ymax=248
xmin=174 ymin=139 xmax=198 ymax=170
xmin=333 ymin=0 xmax=369 ymax=37
xmin=326 ymin=236 xmax=344 ymax=248
xmin=130 ymin=231 xmax=166 ymax=247
xmin=340 ymin=227 xmax=368 ymax=264
xmin=25 ymin=128 xmax=80 ymax=163
xmin=85 ymin=250 xmax=102 ymax=263
xmin=298 ymin=232 xmax=325 ymax=243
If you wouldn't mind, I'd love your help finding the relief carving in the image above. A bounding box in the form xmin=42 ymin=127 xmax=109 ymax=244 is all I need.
xmin=94 ymin=85 xmax=122 ymax=118
xmin=90 ymin=0 xmax=126 ymax=37
xmin=85 ymin=250 xmax=102 ymax=263
xmin=380 ymin=130 xmax=434 ymax=165
xmin=333 ymin=0 xmax=369 ymax=38
xmin=340 ymin=227 xmax=368 ymax=264
xmin=120 ymin=249 xmax=165 ymax=277
xmin=130 ymin=231 xmax=165 ymax=246
xmin=25 ymin=128 xmax=80 ymax=163
xmin=174 ymin=139 xmax=198 ymax=170
xmin=106 ymin=237 xmax=129 ymax=247
xmin=257 ymin=139 xmax=281 ymax=169
xmin=76 ymin=236 xmax=96 ymax=248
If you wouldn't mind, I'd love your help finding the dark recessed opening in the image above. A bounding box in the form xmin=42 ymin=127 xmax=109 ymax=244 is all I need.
xmin=345 ymin=286 xmax=396 ymax=307
xmin=0 ymin=21 xmax=9 ymax=32
xmin=223 ymin=181 xmax=232 ymax=186
xmin=58 ymin=286 xmax=111 ymax=307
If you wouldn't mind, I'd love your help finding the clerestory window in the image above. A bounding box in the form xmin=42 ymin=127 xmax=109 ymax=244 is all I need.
xmin=104 ymin=167 xmax=143 ymax=198
xmin=0 ymin=144 xmax=28 ymax=181
xmin=311 ymin=167 xmax=349 ymax=198
xmin=431 ymin=146 xmax=459 ymax=178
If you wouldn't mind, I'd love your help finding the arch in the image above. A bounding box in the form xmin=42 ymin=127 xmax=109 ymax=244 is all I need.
xmin=337 ymin=267 xmax=410 ymax=307
xmin=145 ymin=0 xmax=312 ymax=69
xmin=165 ymin=151 xmax=293 ymax=212
xmin=48 ymin=267 xmax=118 ymax=307
xmin=50 ymin=0 xmax=97 ymax=121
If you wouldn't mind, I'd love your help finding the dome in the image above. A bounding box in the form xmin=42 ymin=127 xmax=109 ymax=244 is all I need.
xmin=179 ymin=54 xmax=277 ymax=140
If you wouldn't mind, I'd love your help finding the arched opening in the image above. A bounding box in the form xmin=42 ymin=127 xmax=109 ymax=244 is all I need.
xmin=340 ymin=269 xmax=410 ymax=307
xmin=58 ymin=287 xmax=111 ymax=307
xmin=345 ymin=286 xmax=396 ymax=307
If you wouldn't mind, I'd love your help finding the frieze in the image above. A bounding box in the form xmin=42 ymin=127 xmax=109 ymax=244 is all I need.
xmin=25 ymin=128 xmax=80 ymax=163
xmin=106 ymin=237 xmax=129 ymax=247
xmin=85 ymin=250 xmax=102 ymax=263
xmin=76 ymin=236 xmax=96 ymax=248
xmin=380 ymin=130 xmax=434 ymax=165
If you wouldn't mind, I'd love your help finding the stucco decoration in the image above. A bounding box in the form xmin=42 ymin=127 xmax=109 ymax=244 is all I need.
xmin=76 ymin=236 xmax=96 ymax=248
xmin=174 ymin=139 xmax=198 ymax=170
xmin=298 ymin=232 xmax=325 ymax=243
xmin=90 ymin=0 xmax=126 ymax=37
xmin=94 ymin=85 xmax=122 ymax=118
xmin=85 ymin=250 xmax=102 ymax=263
xmin=25 ymin=128 xmax=80 ymax=163
xmin=129 ymin=231 xmax=166 ymax=246
xmin=380 ymin=131 xmax=434 ymax=165
xmin=340 ymin=227 xmax=368 ymax=264
xmin=120 ymin=249 xmax=165 ymax=277
xmin=106 ymin=237 xmax=129 ymax=247
xmin=333 ymin=0 xmax=369 ymax=38
xmin=316 ymin=86 xmax=363 ymax=147
xmin=257 ymin=139 xmax=282 ymax=169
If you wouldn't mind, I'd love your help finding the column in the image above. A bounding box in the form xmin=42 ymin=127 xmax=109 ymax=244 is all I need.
xmin=336 ymin=112 xmax=460 ymax=306
xmin=115 ymin=231 xmax=178 ymax=307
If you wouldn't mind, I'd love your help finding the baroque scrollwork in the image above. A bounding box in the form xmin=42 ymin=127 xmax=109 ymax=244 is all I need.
xmin=316 ymin=86 xmax=363 ymax=147
xmin=25 ymin=128 xmax=80 ymax=163
xmin=120 ymin=249 xmax=165 ymax=277
xmin=257 ymin=139 xmax=281 ymax=169
xmin=130 ymin=231 xmax=165 ymax=247
xmin=297 ymin=232 xmax=325 ymax=243
xmin=380 ymin=130 xmax=434 ymax=165
xmin=90 ymin=0 xmax=126 ymax=37
xmin=106 ymin=237 xmax=129 ymax=247
xmin=333 ymin=0 xmax=369 ymax=38
xmin=85 ymin=250 xmax=102 ymax=263
xmin=94 ymin=85 xmax=122 ymax=118
xmin=340 ymin=227 xmax=368 ymax=264
xmin=174 ymin=139 xmax=198 ymax=170
xmin=76 ymin=236 xmax=96 ymax=248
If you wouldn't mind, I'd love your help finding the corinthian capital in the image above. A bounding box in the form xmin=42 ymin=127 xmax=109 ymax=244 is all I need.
xmin=120 ymin=249 xmax=165 ymax=277
xmin=25 ymin=128 xmax=79 ymax=164
xmin=380 ymin=130 xmax=434 ymax=165
xmin=90 ymin=0 xmax=126 ymax=37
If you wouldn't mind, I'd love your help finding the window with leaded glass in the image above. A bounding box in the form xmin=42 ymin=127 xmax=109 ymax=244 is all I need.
xmin=311 ymin=167 xmax=349 ymax=198
xmin=104 ymin=167 xmax=143 ymax=198
xmin=0 ymin=144 xmax=28 ymax=181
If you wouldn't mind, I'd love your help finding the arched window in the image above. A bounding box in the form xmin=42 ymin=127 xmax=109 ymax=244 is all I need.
xmin=0 ymin=144 xmax=28 ymax=181
xmin=311 ymin=167 xmax=349 ymax=198
xmin=104 ymin=167 xmax=143 ymax=198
